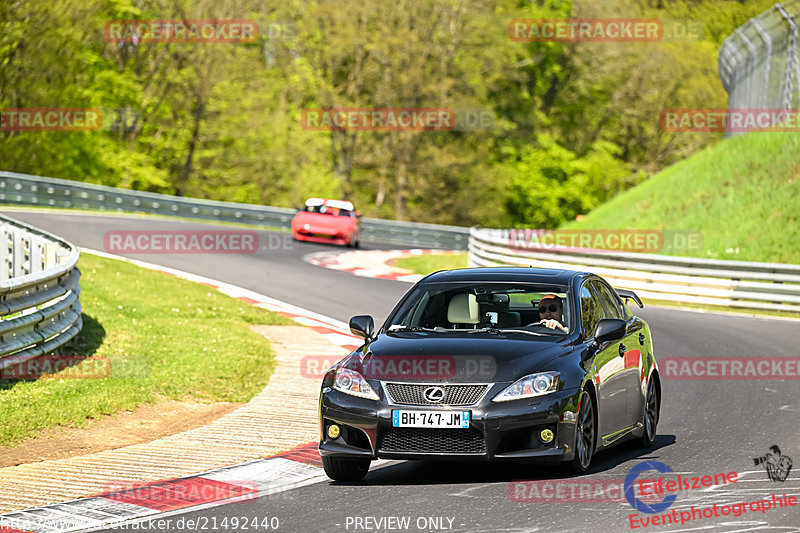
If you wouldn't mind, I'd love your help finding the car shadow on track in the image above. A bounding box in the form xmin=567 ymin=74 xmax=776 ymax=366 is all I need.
xmin=332 ymin=434 xmax=676 ymax=486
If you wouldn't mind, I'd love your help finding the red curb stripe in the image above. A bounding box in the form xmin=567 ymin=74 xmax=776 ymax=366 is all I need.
xmin=307 ymin=249 xmax=437 ymax=281
xmin=0 ymin=527 xmax=33 ymax=533
xmin=275 ymin=442 xmax=322 ymax=467
xmin=98 ymin=477 xmax=258 ymax=511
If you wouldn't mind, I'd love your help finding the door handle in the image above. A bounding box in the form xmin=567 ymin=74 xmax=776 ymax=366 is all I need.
xmin=639 ymin=333 xmax=645 ymax=346
xmin=619 ymin=344 xmax=626 ymax=357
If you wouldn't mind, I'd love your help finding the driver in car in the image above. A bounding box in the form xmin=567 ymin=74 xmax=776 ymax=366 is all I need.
xmin=534 ymin=294 xmax=568 ymax=332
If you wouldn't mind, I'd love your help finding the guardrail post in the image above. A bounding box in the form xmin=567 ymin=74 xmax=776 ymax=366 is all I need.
xmin=0 ymin=223 xmax=10 ymax=281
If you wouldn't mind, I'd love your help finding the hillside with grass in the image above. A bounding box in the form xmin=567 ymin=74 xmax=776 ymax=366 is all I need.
xmin=562 ymin=132 xmax=800 ymax=264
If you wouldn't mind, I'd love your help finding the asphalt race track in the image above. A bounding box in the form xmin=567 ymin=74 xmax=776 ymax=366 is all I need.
xmin=4 ymin=210 xmax=800 ymax=533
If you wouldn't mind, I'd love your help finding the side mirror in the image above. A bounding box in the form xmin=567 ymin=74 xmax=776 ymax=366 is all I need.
xmin=349 ymin=315 xmax=374 ymax=341
xmin=593 ymin=318 xmax=627 ymax=344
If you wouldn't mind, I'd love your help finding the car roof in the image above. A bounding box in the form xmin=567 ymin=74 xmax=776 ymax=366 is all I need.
xmin=421 ymin=267 xmax=587 ymax=285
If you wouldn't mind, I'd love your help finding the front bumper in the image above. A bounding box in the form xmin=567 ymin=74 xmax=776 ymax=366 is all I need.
xmin=292 ymin=229 xmax=350 ymax=246
xmin=319 ymin=383 xmax=582 ymax=462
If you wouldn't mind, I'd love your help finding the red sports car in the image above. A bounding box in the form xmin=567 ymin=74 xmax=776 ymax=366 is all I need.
xmin=291 ymin=198 xmax=361 ymax=247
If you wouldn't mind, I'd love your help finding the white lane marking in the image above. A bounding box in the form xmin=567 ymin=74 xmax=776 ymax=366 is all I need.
xmin=202 ymin=457 xmax=324 ymax=491
xmin=397 ymin=274 xmax=425 ymax=283
xmin=321 ymin=332 xmax=363 ymax=347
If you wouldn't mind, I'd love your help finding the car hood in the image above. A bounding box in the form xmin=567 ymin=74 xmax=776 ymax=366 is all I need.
xmin=293 ymin=212 xmax=353 ymax=232
xmin=346 ymin=332 xmax=571 ymax=383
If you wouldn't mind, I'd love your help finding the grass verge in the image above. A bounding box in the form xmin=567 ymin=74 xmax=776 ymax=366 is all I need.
xmin=562 ymin=132 xmax=800 ymax=263
xmin=394 ymin=252 xmax=468 ymax=275
xmin=0 ymin=253 xmax=291 ymax=446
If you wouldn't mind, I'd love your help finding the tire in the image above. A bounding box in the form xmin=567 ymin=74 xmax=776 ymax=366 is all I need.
xmin=566 ymin=388 xmax=596 ymax=474
xmin=636 ymin=376 xmax=659 ymax=448
xmin=322 ymin=456 xmax=370 ymax=481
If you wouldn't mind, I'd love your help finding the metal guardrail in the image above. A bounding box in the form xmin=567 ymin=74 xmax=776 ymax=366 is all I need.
xmin=0 ymin=215 xmax=82 ymax=369
xmin=0 ymin=171 xmax=470 ymax=250
xmin=469 ymin=227 xmax=800 ymax=313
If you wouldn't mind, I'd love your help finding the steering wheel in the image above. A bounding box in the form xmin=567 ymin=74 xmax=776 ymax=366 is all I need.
xmin=525 ymin=319 xmax=568 ymax=332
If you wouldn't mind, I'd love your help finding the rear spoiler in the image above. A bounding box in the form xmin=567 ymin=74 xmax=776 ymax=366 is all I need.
xmin=616 ymin=288 xmax=644 ymax=308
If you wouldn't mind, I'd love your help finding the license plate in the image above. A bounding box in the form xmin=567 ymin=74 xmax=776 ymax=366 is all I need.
xmin=392 ymin=410 xmax=470 ymax=428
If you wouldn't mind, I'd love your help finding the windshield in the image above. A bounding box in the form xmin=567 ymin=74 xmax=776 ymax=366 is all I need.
xmin=304 ymin=205 xmax=354 ymax=217
xmin=385 ymin=281 xmax=572 ymax=335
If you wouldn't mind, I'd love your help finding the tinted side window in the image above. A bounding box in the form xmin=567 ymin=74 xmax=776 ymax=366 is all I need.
xmin=580 ymin=284 xmax=603 ymax=338
xmin=592 ymin=281 xmax=626 ymax=320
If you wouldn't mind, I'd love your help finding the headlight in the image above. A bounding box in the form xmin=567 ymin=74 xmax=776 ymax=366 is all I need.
xmin=492 ymin=371 xmax=560 ymax=402
xmin=333 ymin=368 xmax=380 ymax=400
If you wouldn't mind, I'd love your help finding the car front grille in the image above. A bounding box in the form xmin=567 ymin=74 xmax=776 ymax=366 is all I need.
xmin=379 ymin=428 xmax=486 ymax=454
xmin=384 ymin=383 xmax=489 ymax=406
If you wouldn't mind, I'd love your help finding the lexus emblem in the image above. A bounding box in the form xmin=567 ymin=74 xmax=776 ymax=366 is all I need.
xmin=424 ymin=386 xmax=445 ymax=403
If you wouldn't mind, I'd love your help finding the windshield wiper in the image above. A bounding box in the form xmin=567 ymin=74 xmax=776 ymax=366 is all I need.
xmin=466 ymin=327 xmax=547 ymax=337
xmin=386 ymin=326 xmax=440 ymax=333
xmin=497 ymin=328 xmax=548 ymax=337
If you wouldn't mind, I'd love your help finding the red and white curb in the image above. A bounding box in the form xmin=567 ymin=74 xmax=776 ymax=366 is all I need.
xmin=0 ymin=444 xmax=325 ymax=533
xmin=0 ymin=250 xmax=370 ymax=532
xmin=305 ymin=249 xmax=460 ymax=284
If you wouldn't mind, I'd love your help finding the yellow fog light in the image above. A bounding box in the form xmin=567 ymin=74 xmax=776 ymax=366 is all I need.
xmin=327 ymin=424 xmax=341 ymax=439
xmin=540 ymin=428 xmax=554 ymax=443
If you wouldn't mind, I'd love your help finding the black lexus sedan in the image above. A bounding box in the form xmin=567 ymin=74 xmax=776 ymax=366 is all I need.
xmin=318 ymin=267 xmax=660 ymax=481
